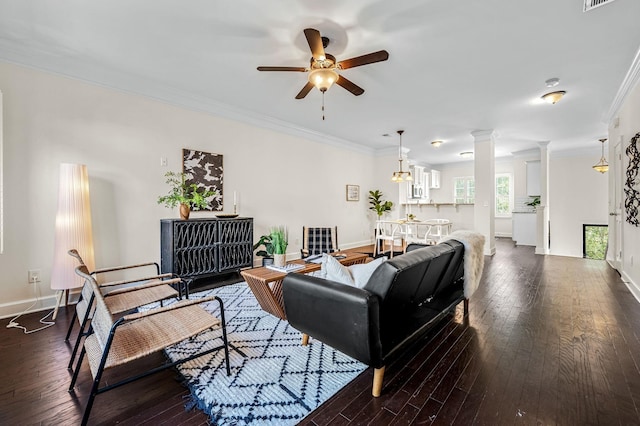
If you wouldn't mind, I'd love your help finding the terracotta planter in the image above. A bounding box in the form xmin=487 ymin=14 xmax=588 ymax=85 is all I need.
xmin=179 ymin=203 xmax=191 ymax=220
xmin=273 ymin=253 xmax=286 ymax=267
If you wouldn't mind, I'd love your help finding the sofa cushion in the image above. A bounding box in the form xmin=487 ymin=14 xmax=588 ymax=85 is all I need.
xmin=321 ymin=254 xmax=354 ymax=286
xmin=349 ymin=256 xmax=387 ymax=288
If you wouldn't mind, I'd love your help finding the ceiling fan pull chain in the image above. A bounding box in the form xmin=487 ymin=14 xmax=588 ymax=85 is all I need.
xmin=322 ymin=91 xmax=326 ymax=121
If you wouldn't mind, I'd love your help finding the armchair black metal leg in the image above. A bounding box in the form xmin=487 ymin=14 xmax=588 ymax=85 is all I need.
xmin=215 ymin=296 xmax=231 ymax=376
xmin=69 ymin=345 xmax=87 ymax=391
xmin=68 ymin=314 xmax=92 ymax=370
xmin=64 ymin=310 xmax=78 ymax=341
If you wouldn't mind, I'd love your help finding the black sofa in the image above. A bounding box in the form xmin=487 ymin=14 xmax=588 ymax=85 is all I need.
xmin=282 ymin=240 xmax=467 ymax=397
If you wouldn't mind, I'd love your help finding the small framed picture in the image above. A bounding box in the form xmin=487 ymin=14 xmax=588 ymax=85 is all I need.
xmin=346 ymin=184 xmax=360 ymax=201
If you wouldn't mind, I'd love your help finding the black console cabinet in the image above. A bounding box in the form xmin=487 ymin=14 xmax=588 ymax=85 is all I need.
xmin=161 ymin=217 xmax=253 ymax=279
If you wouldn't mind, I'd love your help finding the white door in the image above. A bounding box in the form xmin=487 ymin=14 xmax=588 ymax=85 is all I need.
xmin=611 ymin=138 xmax=623 ymax=270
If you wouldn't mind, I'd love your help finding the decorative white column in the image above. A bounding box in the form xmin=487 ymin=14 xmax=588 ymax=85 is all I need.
xmin=536 ymin=141 xmax=550 ymax=254
xmin=472 ymin=130 xmax=496 ymax=256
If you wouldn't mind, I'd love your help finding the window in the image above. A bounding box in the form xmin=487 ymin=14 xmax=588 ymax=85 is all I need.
xmin=453 ymin=177 xmax=474 ymax=204
xmin=453 ymin=174 xmax=513 ymax=216
xmin=495 ymin=173 xmax=513 ymax=217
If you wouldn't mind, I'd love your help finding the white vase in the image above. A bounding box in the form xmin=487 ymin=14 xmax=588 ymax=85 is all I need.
xmin=273 ymin=253 xmax=286 ymax=267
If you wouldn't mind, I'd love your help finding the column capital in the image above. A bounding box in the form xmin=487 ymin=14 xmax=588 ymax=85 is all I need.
xmin=471 ymin=129 xmax=498 ymax=142
xmin=538 ymin=141 xmax=551 ymax=148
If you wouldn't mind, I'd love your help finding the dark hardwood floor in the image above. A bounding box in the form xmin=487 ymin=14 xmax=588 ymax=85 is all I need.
xmin=2 ymin=238 xmax=640 ymax=425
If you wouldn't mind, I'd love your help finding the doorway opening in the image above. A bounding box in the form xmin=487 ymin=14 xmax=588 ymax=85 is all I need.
xmin=583 ymin=224 xmax=608 ymax=260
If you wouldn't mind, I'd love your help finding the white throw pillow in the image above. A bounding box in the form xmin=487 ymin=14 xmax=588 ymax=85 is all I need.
xmin=321 ymin=254 xmax=355 ymax=286
xmin=349 ymin=256 xmax=387 ymax=288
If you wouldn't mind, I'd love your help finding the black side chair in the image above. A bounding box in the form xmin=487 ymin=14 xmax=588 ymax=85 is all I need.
xmin=301 ymin=226 xmax=338 ymax=258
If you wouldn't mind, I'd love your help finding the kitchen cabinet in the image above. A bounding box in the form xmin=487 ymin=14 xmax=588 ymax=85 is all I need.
xmin=512 ymin=212 xmax=536 ymax=246
xmin=526 ymin=161 xmax=541 ymax=196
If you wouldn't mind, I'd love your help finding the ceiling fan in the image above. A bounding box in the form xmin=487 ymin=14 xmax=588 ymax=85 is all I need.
xmin=257 ymin=28 xmax=389 ymax=100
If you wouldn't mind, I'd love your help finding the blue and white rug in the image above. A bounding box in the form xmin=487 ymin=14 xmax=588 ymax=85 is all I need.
xmin=156 ymin=282 xmax=367 ymax=425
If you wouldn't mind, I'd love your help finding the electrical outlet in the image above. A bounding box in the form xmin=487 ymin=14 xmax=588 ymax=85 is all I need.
xmin=28 ymin=269 xmax=41 ymax=284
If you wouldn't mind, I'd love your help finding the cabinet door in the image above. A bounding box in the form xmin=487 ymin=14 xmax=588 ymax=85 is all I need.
xmin=430 ymin=170 xmax=441 ymax=189
xmin=218 ymin=219 xmax=253 ymax=272
xmin=526 ymin=161 xmax=541 ymax=196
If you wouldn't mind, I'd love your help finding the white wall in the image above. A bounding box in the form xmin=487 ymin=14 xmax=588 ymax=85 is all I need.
xmin=548 ymin=155 xmax=608 ymax=257
xmin=609 ymin=76 xmax=640 ymax=300
xmin=0 ymin=61 xmax=378 ymax=317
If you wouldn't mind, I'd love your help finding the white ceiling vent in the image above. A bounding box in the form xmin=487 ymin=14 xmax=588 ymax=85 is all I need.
xmin=584 ymin=0 xmax=618 ymax=12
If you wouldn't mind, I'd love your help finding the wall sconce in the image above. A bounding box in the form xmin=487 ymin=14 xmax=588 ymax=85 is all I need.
xmin=50 ymin=163 xmax=95 ymax=319
xmin=592 ymin=138 xmax=609 ymax=173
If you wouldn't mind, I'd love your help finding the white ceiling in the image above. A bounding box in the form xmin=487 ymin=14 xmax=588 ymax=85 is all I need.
xmin=1 ymin=0 xmax=639 ymax=165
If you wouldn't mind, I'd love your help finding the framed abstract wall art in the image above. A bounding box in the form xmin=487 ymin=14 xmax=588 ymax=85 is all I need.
xmin=182 ymin=149 xmax=223 ymax=211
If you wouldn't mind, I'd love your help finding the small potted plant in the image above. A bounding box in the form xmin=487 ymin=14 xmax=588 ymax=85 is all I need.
xmin=269 ymin=226 xmax=288 ymax=267
xmin=157 ymin=171 xmax=216 ymax=220
xmin=253 ymin=234 xmax=274 ymax=266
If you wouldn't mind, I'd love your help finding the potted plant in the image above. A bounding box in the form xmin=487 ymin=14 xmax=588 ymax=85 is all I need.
xmin=157 ymin=171 xmax=216 ymax=220
xmin=269 ymin=226 xmax=288 ymax=267
xmin=368 ymin=190 xmax=393 ymax=218
xmin=253 ymin=234 xmax=274 ymax=266
xmin=369 ymin=190 xmax=393 ymax=254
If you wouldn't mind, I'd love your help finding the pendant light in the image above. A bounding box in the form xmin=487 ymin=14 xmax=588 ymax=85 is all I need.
xmin=592 ymin=138 xmax=609 ymax=173
xmin=391 ymin=130 xmax=413 ymax=182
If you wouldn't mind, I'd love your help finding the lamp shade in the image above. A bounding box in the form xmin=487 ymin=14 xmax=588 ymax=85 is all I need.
xmin=50 ymin=163 xmax=95 ymax=290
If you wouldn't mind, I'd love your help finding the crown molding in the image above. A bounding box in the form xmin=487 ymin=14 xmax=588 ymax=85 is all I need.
xmin=606 ymin=45 xmax=640 ymax=123
xmin=0 ymin=56 xmax=376 ymax=156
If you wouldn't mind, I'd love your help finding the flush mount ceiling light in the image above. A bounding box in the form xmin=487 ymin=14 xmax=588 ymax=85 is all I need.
xmin=541 ymin=90 xmax=566 ymax=104
xmin=391 ymin=130 xmax=413 ymax=182
xmin=592 ymin=138 xmax=609 ymax=173
xmin=545 ymin=77 xmax=560 ymax=87
xmin=431 ymin=140 xmax=443 ymax=148
xmin=460 ymin=151 xmax=474 ymax=159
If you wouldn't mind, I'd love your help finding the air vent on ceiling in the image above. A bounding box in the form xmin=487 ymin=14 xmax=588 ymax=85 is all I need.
xmin=584 ymin=0 xmax=617 ymax=12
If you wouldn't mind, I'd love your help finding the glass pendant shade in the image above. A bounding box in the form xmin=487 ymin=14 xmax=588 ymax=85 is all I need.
xmin=592 ymin=138 xmax=609 ymax=174
xmin=391 ymin=130 xmax=412 ymax=182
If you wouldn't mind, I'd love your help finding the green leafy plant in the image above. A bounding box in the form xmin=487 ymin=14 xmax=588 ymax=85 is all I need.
xmin=157 ymin=171 xmax=216 ymax=210
xmin=253 ymin=234 xmax=274 ymax=258
xmin=269 ymin=226 xmax=288 ymax=255
xmin=525 ymin=195 xmax=541 ymax=208
xmin=368 ymin=190 xmax=393 ymax=218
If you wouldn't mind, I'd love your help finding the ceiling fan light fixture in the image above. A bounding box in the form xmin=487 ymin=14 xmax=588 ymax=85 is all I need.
xmin=308 ymin=68 xmax=339 ymax=92
xmin=431 ymin=140 xmax=443 ymax=148
xmin=592 ymin=138 xmax=609 ymax=173
xmin=541 ymin=90 xmax=566 ymax=104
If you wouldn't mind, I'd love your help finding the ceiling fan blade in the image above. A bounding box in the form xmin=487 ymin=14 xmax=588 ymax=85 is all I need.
xmin=257 ymin=66 xmax=307 ymax=72
xmin=295 ymin=82 xmax=315 ymax=99
xmin=336 ymin=75 xmax=365 ymax=96
xmin=338 ymin=50 xmax=389 ymax=70
xmin=304 ymin=28 xmax=326 ymax=60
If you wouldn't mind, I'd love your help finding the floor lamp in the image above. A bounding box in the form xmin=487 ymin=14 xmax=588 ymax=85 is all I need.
xmin=50 ymin=163 xmax=95 ymax=320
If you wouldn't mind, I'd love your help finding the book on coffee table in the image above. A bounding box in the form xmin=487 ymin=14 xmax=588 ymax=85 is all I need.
xmin=266 ymin=263 xmax=305 ymax=273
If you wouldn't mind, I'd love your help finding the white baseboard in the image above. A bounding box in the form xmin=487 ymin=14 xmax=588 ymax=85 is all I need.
xmin=621 ymin=271 xmax=640 ymax=304
xmin=495 ymin=232 xmax=512 ymax=238
xmin=0 ymin=291 xmax=80 ymax=320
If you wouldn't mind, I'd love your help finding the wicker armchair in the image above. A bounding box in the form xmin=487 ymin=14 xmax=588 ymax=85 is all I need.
xmin=65 ymin=249 xmax=181 ymax=372
xmin=70 ymin=265 xmax=231 ymax=426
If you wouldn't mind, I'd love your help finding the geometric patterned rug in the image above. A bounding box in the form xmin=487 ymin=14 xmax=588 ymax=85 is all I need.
xmin=151 ymin=282 xmax=367 ymax=425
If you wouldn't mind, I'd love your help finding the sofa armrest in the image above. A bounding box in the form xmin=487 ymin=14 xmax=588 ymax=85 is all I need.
xmin=282 ymin=273 xmax=382 ymax=366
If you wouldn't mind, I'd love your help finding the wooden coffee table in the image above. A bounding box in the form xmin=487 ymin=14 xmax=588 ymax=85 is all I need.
xmin=241 ymin=252 xmax=368 ymax=321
